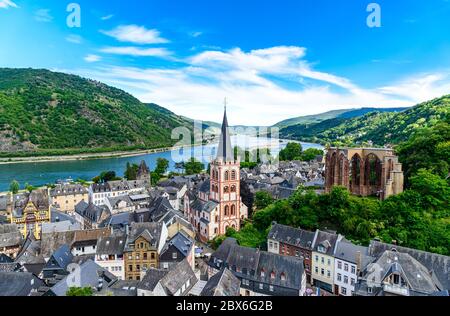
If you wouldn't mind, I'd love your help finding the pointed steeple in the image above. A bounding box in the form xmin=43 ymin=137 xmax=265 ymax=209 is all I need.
xmin=216 ymin=99 xmax=234 ymax=162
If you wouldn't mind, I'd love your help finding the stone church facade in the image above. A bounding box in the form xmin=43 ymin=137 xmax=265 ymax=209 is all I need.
xmin=325 ymin=147 xmax=404 ymax=200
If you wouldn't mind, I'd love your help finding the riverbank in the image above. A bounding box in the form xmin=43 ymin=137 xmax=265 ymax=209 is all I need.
xmin=0 ymin=146 xmax=182 ymax=165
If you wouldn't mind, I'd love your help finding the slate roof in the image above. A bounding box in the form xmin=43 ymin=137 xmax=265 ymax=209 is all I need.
xmin=368 ymin=240 xmax=450 ymax=291
xmin=148 ymin=197 xmax=176 ymax=221
xmin=0 ymin=254 xmax=13 ymax=264
xmin=15 ymin=233 xmax=45 ymax=265
xmin=191 ymin=198 xmax=218 ymax=214
xmin=200 ymin=268 xmax=240 ymax=296
xmin=0 ymin=224 xmax=23 ymax=248
xmin=12 ymin=189 xmax=49 ymax=217
xmin=107 ymin=195 xmax=133 ymax=209
xmin=209 ymin=238 xmax=305 ymax=292
xmin=75 ymin=201 xmax=110 ymax=223
xmin=50 ymin=184 xmax=88 ymax=197
xmin=96 ymin=235 xmax=127 ymax=256
xmin=313 ymin=230 xmax=341 ymax=256
xmin=198 ymin=179 xmax=211 ymax=194
xmin=216 ymin=108 xmax=234 ymax=162
xmin=49 ymin=259 xmax=116 ymax=296
xmin=44 ymin=244 xmax=73 ymax=271
xmin=42 ymin=220 xmax=81 ymax=234
xmin=50 ymin=208 xmax=78 ymax=224
xmin=358 ymin=250 xmax=441 ymax=295
xmin=125 ymin=222 xmax=163 ymax=251
xmin=0 ymin=272 xmax=44 ymax=296
xmin=267 ymin=223 xmax=315 ymax=249
xmin=161 ymin=232 xmax=193 ymax=259
xmin=139 ymin=259 xmax=197 ymax=295
xmin=334 ymin=240 xmax=374 ymax=268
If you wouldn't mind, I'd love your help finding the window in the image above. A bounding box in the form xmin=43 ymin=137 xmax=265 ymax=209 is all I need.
xmin=269 ymin=285 xmax=274 ymax=292
xmin=224 ymin=205 xmax=229 ymax=216
xmin=321 ymin=268 xmax=324 ymax=276
xmin=351 ymin=266 xmax=356 ymax=274
xmin=231 ymin=170 xmax=236 ymax=180
xmin=136 ymin=265 xmax=140 ymax=272
xmin=338 ymin=261 xmax=342 ymax=269
xmin=224 ymin=186 xmax=229 ymax=193
xmin=344 ymin=276 xmax=348 ymax=284
xmin=351 ymin=278 xmax=355 ymax=286
xmin=327 ymin=258 xmax=331 ymax=266
xmin=128 ymin=265 xmax=133 ymax=272
xmin=315 ymin=255 xmax=319 ymax=262
xmin=224 ymin=171 xmax=229 ymax=180
xmin=172 ymin=252 xmax=177 ymax=259
xmin=270 ymin=271 xmax=275 ymax=279
xmin=260 ymin=269 xmax=265 ymax=277
xmin=327 ymin=270 xmax=331 ymax=278
xmin=368 ymin=287 xmax=373 ymax=294
xmin=342 ymin=287 xmax=347 ymax=295
xmin=295 ymin=250 xmax=300 ymax=257
xmin=231 ymin=185 xmax=236 ymax=193
xmin=321 ymin=257 xmax=324 ymax=264
xmin=151 ymin=253 xmax=155 ymax=260
xmin=337 ymin=273 xmax=342 ymax=281
xmin=269 ymin=241 xmax=273 ymax=249
xmin=344 ymin=263 xmax=348 ymax=272
xmin=259 ymin=283 xmax=264 ymax=290
xmin=231 ymin=205 xmax=236 ymax=215
xmin=143 ymin=253 xmax=147 ymax=260
xmin=315 ymin=267 xmax=319 ymax=274
xmin=280 ymin=273 xmax=286 ymax=281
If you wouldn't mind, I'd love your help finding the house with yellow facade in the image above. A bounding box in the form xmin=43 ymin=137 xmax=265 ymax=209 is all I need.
xmin=124 ymin=222 xmax=168 ymax=281
xmin=10 ymin=189 xmax=51 ymax=240
xmin=50 ymin=183 xmax=89 ymax=213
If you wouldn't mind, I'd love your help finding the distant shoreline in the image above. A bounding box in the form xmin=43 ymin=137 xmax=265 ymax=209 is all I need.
xmin=0 ymin=146 xmax=183 ymax=165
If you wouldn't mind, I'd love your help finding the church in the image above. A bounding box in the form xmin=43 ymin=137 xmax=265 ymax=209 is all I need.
xmin=185 ymin=107 xmax=248 ymax=242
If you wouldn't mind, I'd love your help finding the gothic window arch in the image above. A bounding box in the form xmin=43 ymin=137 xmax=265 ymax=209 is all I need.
xmin=224 ymin=205 xmax=229 ymax=216
xmin=231 ymin=204 xmax=236 ymax=215
xmin=231 ymin=170 xmax=236 ymax=180
xmin=231 ymin=185 xmax=236 ymax=193
xmin=225 ymin=171 xmax=229 ymax=180
xmin=224 ymin=186 xmax=229 ymax=193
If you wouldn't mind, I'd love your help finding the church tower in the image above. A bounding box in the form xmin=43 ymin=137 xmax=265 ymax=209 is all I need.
xmin=209 ymin=102 xmax=245 ymax=234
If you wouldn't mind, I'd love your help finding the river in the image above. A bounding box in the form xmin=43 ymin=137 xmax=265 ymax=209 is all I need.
xmin=0 ymin=136 xmax=323 ymax=192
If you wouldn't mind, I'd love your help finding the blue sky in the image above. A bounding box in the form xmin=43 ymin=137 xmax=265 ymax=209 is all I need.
xmin=1 ymin=0 xmax=450 ymax=125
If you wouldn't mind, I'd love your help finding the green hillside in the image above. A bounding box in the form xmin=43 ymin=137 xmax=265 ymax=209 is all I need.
xmin=0 ymin=68 xmax=193 ymax=156
xmin=274 ymin=107 xmax=407 ymax=128
xmin=280 ymin=95 xmax=450 ymax=146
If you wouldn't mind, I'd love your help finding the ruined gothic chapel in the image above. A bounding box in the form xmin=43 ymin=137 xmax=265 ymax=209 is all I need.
xmin=325 ymin=147 xmax=404 ymax=200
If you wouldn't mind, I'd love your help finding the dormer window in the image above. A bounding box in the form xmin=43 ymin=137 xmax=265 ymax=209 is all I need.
xmin=318 ymin=245 xmax=326 ymax=253
xmin=260 ymin=269 xmax=265 ymax=277
xmin=280 ymin=273 xmax=286 ymax=281
xmin=270 ymin=271 xmax=276 ymax=279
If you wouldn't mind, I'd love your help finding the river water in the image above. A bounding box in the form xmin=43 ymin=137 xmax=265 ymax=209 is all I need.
xmin=0 ymin=136 xmax=323 ymax=192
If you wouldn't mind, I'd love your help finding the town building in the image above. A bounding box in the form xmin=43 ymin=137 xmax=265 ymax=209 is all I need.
xmin=137 ymin=259 xmax=197 ymax=296
xmin=267 ymin=223 xmax=315 ymax=283
xmin=89 ymin=179 xmax=150 ymax=206
xmin=311 ymin=230 xmax=343 ymax=293
xmin=333 ymin=240 xmax=373 ymax=296
xmin=95 ymin=234 xmax=127 ymax=280
xmin=74 ymin=200 xmax=110 ymax=229
xmin=0 ymin=223 xmax=23 ymax=259
xmin=325 ymin=147 xmax=404 ymax=200
xmin=49 ymin=183 xmax=89 ymax=213
xmin=159 ymin=231 xmax=195 ymax=270
xmin=209 ymin=238 xmax=306 ymax=296
xmin=186 ymin=108 xmax=248 ymax=242
xmin=10 ymin=189 xmax=51 ymax=239
xmin=0 ymin=272 xmax=45 ymax=296
xmin=124 ymin=222 xmax=167 ymax=280
xmin=200 ymin=267 xmax=241 ymax=296
xmin=136 ymin=160 xmax=151 ymax=182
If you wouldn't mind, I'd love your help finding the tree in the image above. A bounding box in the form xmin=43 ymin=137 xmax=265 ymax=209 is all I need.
xmin=184 ymin=158 xmax=204 ymax=175
xmin=124 ymin=162 xmax=139 ymax=180
xmin=254 ymin=191 xmax=274 ymax=210
xmin=66 ymin=287 xmax=93 ymax=296
xmin=279 ymin=142 xmax=302 ymax=161
xmin=9 ymin=180 xmax=19 ymax=194
xmin=155 ymin=158 xmax=169 ymax=176
xmin=24 ymin=183 xmax=36 ymax=193
xmin=300 ymin=148 xmax=323 ymax=161
xmin=92 ymin=171 xmax=119 ymax=183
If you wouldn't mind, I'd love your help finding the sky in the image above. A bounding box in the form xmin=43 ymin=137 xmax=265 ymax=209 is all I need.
xmin=1 ymin=0 xmax=450 ymax=126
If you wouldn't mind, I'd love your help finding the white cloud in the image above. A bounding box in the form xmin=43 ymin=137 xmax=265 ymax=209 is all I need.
xmin=101 ymin=14 xmax=114 ymax=21
xmin=84 ymin=54 xmax=102 ymax=63
xmin=190 ymin=31 xmax=203 ymax=38
xmin=100 ymin=46 xmax=172 ymax=58
xmin=100 ymin=25 xmax=169 ymax=44
xmin=71 ymin=46 xmax=450 ymax=125
xmin=66 ymin=34 xmax=82 ymax=44
xmin=34 ymin=9 xmax=53 ymax=22
xmin=0 ymin=0 xmax=18 ymax=9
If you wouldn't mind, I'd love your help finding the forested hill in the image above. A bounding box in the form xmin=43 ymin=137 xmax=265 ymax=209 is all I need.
xmin=0 ymin=68 xmax=192 ymax=156
xmin=280 ymin=95 xmax=450 ymax=146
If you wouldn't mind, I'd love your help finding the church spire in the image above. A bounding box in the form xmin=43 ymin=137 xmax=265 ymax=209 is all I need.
xmin=216 ymin=98 xmax=234 ymax=162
